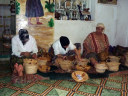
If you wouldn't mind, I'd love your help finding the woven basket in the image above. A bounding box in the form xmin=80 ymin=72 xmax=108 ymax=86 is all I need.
xmin=95 ymin=62 xmax=108 ymax=73
xmin=23 ymin=59 xmax=38 ymax=65
xmin=96 ymin=68 xmax=106 ymax=73
xmin=24 ymin=64 xmax=38 ymax=74
xmin=37 ymin=58 xmax=48 ymax=66
xmin=108 ymin=56 xmax=120 ymax=62
xmin=72 ymin=71 xmax=89 ymax=82
xmin=76 ymin=59 xmax=89 ymax=67
xmin=106 ymin=62 xmax=120 ymax=71
xmin=23 ymin=59 xmax=38 ymax=74
xmin=38 ymin=48 xmax=51 ymax=61
xmin=108 ymin=66 xmax=119 ymax=71
xmin=55 ymin=58 xmax=72 ymax=72
xmin=76 ymin=65 xmax=91 ymax=72
xmin=95 ymin=62 xmax=108 ymax=69
xmin=38 ymin=65 xmax=50 ymax=73
xmin=98 ymin=50 xmax=108 ymax=61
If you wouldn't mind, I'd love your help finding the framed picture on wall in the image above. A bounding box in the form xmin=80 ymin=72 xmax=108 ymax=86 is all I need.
xmin=98 ymin=0 xmax=117 ymax=5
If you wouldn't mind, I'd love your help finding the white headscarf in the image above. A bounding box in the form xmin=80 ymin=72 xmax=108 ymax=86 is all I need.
xmin=96 ymin=23 xmax=105 ymax=29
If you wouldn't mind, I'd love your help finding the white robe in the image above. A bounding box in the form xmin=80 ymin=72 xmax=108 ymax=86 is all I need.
xmin=11 ymin=35 xmax=38 ymax=57
xmin=52 ymin=39 xmax=76 ymax=55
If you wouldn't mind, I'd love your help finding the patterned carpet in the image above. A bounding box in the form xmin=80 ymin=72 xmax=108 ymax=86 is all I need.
xmin=0 ymin=71 xmax=128 ymax=96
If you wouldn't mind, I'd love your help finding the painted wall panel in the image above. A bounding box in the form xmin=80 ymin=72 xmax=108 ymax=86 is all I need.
xmin=16 ymin=0 xmax=54 ymax=50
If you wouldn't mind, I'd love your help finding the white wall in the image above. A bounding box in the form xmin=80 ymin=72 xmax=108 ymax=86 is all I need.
xmin=54 ymin=20 xmax=96 ymax=52
xmin=54 ymin=0 xmax=128 ymax=53
xmin=115 ymin=0 xmax=128 ymax=47
xmin=95 ymin=2 xmax=117 ymax=46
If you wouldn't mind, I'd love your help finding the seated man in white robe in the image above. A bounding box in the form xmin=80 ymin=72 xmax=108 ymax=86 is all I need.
xmin=49 ymin=36 xmax=82 ymax=62
xmin=12 ymin=29 xmax=38 ymax=58
xmin=11 ymin=29 xmax=38 ymax=76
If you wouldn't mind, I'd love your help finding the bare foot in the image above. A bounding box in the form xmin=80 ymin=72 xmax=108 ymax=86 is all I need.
xmin=13 ymin=63 xmax=18 ymax=74
xmin=17 ymin=64 xmax=23 ymax=76
xmin=37 ymin=22 xmax=42 ymax=25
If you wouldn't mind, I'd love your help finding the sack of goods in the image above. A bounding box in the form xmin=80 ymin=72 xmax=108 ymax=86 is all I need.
xmin=95 ymin=62 xmax=108 ymax=73
xmin=23 ymin=59 xmax=38 ymax=74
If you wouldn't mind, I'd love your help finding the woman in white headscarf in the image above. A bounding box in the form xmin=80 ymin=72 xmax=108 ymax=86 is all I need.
xmin=82 ymin=23 xmax=109 ymax=65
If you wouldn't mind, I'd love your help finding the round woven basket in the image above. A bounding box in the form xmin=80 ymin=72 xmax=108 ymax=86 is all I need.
xmin=60 ymin=60 xmax=72 ymax=72
xmin=95 ymin=62 xmax=108 ymax=69
xmin=108 ymin=66 xmax=119 ymax=71
xmin=95 ymin=62 xmax=108 ymax=73
xmin=72 ymin=71 xmax=89 ymax=82
xmin=98 ymin=51 xmax=108 ymax=61
xmin=23 ymin=59 xmax=38 ymax=65
xmin=76 ymin=59 xmax=89 ymax=67
xmin=55 ymin=58 xmax=73 ymax=72
xmin=24 ymin=64 xmax=38 ymax=74
xmin=106 ymin=62 xmax=120 ymax=71
xmin=38 ymin=59 xmax=47 ymax=66
xmin=108 ymin=56 xmax=120 ymax=62
xmin=23 ymin=59 xmax=38 ymax=74
xmin=96 ymin=68 xmax=106 ymax=73
xmin=38 ymin=65 xmax=50 ymax=73
xmin=76 ymin=65 xmax=91 ymax=71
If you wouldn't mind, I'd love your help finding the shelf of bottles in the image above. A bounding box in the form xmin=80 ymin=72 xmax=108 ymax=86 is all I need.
xmin=55 ymin=0 xmax=90 ymax=20
xmin=0 ymin=0 xmax=15 ymax=49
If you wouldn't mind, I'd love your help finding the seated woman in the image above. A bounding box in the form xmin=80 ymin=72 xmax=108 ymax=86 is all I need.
xmin=11 ymin=29 xmax=38 ymax=76
xmin=49 ymin=36 xmax=82 ymax=64
xmin=82 ymin=23 xmax=109 ymax=65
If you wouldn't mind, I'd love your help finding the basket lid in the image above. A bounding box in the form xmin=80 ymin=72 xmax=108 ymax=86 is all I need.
xmin=72 ymin=71 xmax=89 ymax=82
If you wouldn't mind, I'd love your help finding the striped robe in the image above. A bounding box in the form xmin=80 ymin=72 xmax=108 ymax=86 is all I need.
xmin=83 ymin=32 xmax=109 ymax=57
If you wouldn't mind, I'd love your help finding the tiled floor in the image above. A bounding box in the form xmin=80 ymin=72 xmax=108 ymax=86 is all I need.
xmin=0 ymin=58 xmax=128 ymax=96
xmin=0 ymin=71 xmax=128 ymax=96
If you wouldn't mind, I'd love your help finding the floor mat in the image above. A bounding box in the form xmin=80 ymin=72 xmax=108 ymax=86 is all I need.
xmin=0 ymin=71 xmax=128 ymax=96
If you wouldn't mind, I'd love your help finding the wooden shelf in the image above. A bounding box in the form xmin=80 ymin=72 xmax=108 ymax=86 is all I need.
xmin=0 ymin=4 xmax=10 ymax=6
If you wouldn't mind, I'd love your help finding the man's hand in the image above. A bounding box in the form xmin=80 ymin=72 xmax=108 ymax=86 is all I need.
xmin=57 ymin=54 xmax=67 ymax=60
xmin=32 ymin=53 xmax=37 ymax=59
xmin=79 ymin=58 xmax=86 ymax=62
xmin=20 ymin=52 xmax=30 ymax=57
xmin=62 ymin=56 xmax=67 ymax=60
